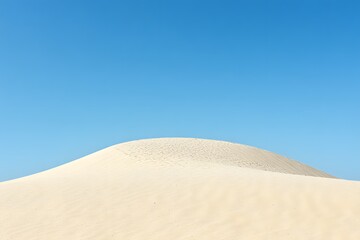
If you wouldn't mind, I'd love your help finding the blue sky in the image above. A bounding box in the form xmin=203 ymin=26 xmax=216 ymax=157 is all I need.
xmin=0 ymin=0 xmax=359 ymax=181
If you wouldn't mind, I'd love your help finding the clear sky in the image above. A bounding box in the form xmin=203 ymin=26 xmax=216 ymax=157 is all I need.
xmin=0 ymin=0 xmax=359 ymax=181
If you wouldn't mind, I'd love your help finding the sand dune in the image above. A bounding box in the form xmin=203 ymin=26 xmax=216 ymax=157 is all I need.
xmin=1 ymin=138 xmax=359 ymax=239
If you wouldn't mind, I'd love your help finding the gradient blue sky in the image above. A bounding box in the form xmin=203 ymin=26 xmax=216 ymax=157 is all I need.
xmin=0 ymin=0 xmax=359 ymax=181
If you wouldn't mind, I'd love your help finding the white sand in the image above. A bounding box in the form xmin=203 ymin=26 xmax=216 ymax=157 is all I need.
xmin=1 ymin=138 xmax=359 ymax=239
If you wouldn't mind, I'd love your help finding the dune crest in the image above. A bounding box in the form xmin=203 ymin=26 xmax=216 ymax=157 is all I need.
xmin=1 ymin=138 xmax=359 ymax=240
xmin=114 ymin=138 xmax=333 ymax=177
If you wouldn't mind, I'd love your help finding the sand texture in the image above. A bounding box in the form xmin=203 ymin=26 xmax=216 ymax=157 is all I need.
xmin=1 ymin=138 xmax=359 ymax=239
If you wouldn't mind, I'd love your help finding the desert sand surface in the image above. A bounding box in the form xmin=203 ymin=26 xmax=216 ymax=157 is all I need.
xmin=1 ymin=138 xmax=359 ymax=239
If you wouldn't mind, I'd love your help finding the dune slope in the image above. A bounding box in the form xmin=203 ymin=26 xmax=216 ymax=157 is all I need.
xmin=0 ymin=138 xmax=359 ymax=240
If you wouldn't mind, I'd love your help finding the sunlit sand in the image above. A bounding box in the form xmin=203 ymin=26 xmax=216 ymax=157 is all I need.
xmin=1 ymin=138 xmax=359 ymax=239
